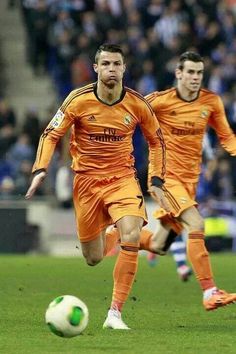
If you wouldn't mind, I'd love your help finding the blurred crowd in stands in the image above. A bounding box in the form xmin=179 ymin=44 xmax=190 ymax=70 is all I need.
xmin=1 ymin=0 xmax=236 ymax=209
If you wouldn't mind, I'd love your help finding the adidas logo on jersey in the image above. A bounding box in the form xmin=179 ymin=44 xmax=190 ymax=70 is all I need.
xmin=88 ymin=115 xmax=96 ymax=121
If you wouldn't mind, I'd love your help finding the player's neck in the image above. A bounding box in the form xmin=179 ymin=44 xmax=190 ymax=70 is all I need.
xmin=97 ymin=81 xmax=123 ymax=104
xmin=177 ymin=86 xmax=199 ymax=102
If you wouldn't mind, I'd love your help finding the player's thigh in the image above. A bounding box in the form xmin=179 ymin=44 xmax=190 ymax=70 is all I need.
xmin=179 ymin=206 xmax=204 ymax=232
xmin=73 ymin=174 xmax=112 ymax=243
xmin=116 ymin=215 xmax=143 ymax=243
xmin=162 ymin=179 xmax=197 ymax=217
xmin=152 ymin=179 xmax=197 ymax=234
xmin=106 ymin=175 xmax=147 ymax=225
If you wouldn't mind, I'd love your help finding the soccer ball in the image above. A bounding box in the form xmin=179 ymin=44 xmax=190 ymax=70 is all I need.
xmin=45 ymin=295 xmax=89 ymax=338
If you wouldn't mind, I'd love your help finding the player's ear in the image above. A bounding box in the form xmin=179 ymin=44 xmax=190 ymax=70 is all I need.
xmin=175 ymin=68 xmax=182 ymax=80
xmin=93 ymin=64 xmax=98 ymax=73
xmin=123 ymin=64 xmax=126 ymax=73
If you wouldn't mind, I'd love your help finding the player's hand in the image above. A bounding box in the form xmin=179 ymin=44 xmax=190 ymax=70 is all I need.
xmin=25 ymin=171 xmax=46 ymax=199
xmin=148 ymin=185 xmax=171 ymax=212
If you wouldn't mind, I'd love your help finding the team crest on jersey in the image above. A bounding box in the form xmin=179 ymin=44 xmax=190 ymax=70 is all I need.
xmin=124 ymin=115 xmax=132 ymax=125
xmin=200 ymin=109 xmax=208 ymax=118
xmin=180 ymin=197 xmax=188 ymax=204
xmin=50 ymin=109 xmax=65 ymax=128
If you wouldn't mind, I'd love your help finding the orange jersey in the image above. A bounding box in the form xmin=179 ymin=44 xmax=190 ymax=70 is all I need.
xmin=33 ymin=83 xmax=166 ymax=180
xmin=146 ymin=88 xmax=236 ymax=183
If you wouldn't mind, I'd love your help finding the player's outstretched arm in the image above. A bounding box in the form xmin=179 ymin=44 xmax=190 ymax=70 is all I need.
xmin=25 ymin=170 xmax=47 ymax=199
xmin=149 ymin=185 xmax=170 ymax=212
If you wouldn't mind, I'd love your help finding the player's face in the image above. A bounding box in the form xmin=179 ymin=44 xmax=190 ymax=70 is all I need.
xmin=176 ymin=60 xmax=204 ymax=93
xmin=93 ymin=51 xmax=126 ymax=88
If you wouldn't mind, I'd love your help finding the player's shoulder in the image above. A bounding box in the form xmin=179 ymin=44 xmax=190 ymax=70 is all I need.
xmin=199 ymin=88 xmax=222 ymax=104
xmin=125 ymin=86 xmax=153 ymax=113
xmin=61 ymin=83 xmax=95 ymax=112
xmin=125 ymin=86 xmax=148 ymax=103
xmin=145 ymin=88 xmax=176 ymax=102
xmin=200 ymin=88 xmax=218 ymax=97
xmin=156 ymin=88 xmax=176 ymax=97
xmin=200 ymin=88 xmax=222 ymax=101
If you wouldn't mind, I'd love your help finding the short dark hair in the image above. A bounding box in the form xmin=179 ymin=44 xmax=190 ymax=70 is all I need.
xmin=177 ymin=51 xmax=204 ymax=70
xmin=95 ymin=44 xmax=125 ymax=64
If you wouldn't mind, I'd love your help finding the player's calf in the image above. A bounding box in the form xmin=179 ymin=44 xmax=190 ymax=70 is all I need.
xmin=151 ymin=229 xmax=179 ymax=255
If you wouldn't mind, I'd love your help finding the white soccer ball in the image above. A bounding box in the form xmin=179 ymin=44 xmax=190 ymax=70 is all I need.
xmin=45 ymin=295 xmax=89 ymax=338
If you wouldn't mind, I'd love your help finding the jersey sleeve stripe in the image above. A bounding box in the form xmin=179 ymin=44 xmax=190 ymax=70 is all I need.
xmin=156 ymin=127 xmax=166 ymax=180
xmin=145 ymin=92 xmax=157 ymax=103
xmin=125 ymin=87 xmax=154 ymax=115
xmin=60 ymin=84 xmax=94 ymax=113
xmin=33 ymin=134 xmax=46 ymax=169
xmin=157 ymin=88 xmax=175 ymax=97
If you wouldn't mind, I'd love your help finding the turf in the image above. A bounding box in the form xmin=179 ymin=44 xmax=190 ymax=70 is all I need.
xmin=1 ymin=253 xmax=236 ymax=354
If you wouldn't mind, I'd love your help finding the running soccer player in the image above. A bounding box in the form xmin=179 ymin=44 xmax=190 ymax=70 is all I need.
xmin=147 ymin=133 xmax=216 ymax=282
xmin=107 ymin=51 xmax=236 ymax=310
xmin=144 ymin=51 xmax=236 ymax=310
xmin=25 ymin=44 xmax=169 ymax=329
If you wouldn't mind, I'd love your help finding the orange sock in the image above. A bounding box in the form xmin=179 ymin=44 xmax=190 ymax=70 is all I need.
xmin=111 ymin=242 xmax=139 ymax=312
xmin=139 ymin=228 xmax=153 ymax=251
xmin=103 ymin=228 xmax=120 ymax=256
xmin=187 ymin=231 xmax=215 ymax=290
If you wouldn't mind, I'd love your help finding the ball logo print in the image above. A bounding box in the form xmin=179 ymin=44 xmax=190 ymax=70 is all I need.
xmin=45 ymin=295 xmax=89 ymax=338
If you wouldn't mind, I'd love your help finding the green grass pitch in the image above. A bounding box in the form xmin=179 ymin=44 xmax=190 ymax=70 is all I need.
xmin=1 ymin=253 xmax=236 ymax=354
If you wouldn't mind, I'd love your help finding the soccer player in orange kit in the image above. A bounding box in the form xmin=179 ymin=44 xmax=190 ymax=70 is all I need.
xmin=145 ymin=51 xmax=236 ymax=310
xmin=107 ymin=51 xmax=236 ymax=311
xmin=25 ymin=44 xmax=170 ymax=329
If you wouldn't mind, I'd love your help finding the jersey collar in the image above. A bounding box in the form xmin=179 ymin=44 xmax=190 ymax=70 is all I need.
xmin=176 ymin=88 xmax=200 ymax=102
xmin=93 ymin=82 xmax=126 ymax=106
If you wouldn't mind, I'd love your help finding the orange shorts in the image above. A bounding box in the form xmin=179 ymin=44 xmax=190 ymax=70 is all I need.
xmin=153 ymin=178 xmax=198 ymax=233
xmin=73 ymin=173 xmax=147 ymax=242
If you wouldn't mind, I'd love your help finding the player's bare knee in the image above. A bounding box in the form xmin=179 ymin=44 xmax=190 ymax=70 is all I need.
xmin=122 ymin=228 xmax=140 ymax=244
xmin=86 ymin=256 xmax=102 ymax=266
xmin=83 ymin=252 xmax=103 ymax=266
